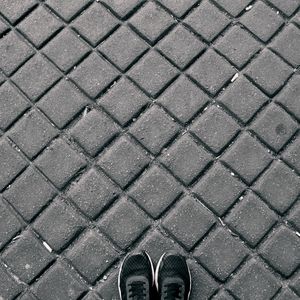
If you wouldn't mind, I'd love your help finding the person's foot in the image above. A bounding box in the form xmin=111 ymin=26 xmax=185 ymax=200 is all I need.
xmin=118 ymin=251 xmax=154 ymax=300
xmin=155 ymin=252 xmax=191 ymax=300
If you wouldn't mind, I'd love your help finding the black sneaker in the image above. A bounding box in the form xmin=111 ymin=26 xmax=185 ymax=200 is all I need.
xmin=118 ymin=251 xmax=154 ymax=300
xmin=155 ymin=252 xmax=191 ymax=300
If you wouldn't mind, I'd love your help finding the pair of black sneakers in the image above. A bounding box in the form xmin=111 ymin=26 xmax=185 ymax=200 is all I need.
xmin=118 ymin=251 xmax=191 ymax=300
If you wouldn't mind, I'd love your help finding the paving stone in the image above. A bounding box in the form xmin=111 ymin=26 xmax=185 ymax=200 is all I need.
xmin=240 ymin=1 xmax=284 ymax=42
xmin=129 ymin=2 xmax=175 ymax=43
xmin=187 ymin=49 xmax=236 ymax=95
xmin=98 ymin=136 xmax=150 ymax=188
xmin=101 ymin=0 xmax=144 ymax=18
xmin=271 ymin=24 xmax=300 ymax=67
xmin=98 ymin=26 xmax=148 ymax=72
xmin=267 ymin=0 xmax=300 ymax=16
xmin=35 ymin=138 xmax=86 ymax=189
xmin=228 ymin=258 xmax=280 ymax=300
xmin=254 ymin=160 xmax=300 ymax=214
xmin=157 ymin=0 xmax=198 ymax=17
xmin=275 ymin=75 xmax=300 ymax=120
xmin=17 ymin=6 xmax=63 ymax=48
xmin=8 ymin=109 xmax=58 ymax=158
xmin=161 ymin=133 xmax=213 ymax=185
xmin=99 ymin=77 xmax=150 ymax=126
xmin=194 ymin=162 xmax=246 ymax=216
xmin=66 ymin=229 xmax=119 ymax=283
xmin=194 ymin=227 xmax=248 ymax=281
xmin=293 ymin=11 xmax=300 ymax=25
xmin=245 ymin=49 xmax=293 ymax=96
xmin=37 ymin=79 xmax=89 ymax=129
xmin=0 ymin=19 xmax=9 ymax=35
xmin=273 ymin=287 xmax=299 ymax=300
xmin=214 ymin=25 xmax=261 ymax=68
xmin=71 ymin=2 xmax=119 ymax=46
xmin=218 ymin=75 xmax=269 ymax=123
xmin=129 ymin=50 xmax=178 ymax=97
xmin=42 ymin=28 xmax=90 ymax=72
xmin=67 ymin=168 xmax=120 ymax=219
xmin=70 ymin=109 xmax=119 ymax=156
xmin=82 ymin=292 xmax=103 ymax=300
xmin=12 ymin=54 xmax=61 ymax=101
xmin=191 ymin=105 xmax=240 ymax=153
xmin=184 ymin=0 xmax=230 ymax=41
xmin=163 ymin=195 xmax=215 ymax=250
xmin=129 ymin=105 xmax=180 ymax=154
xmin=18 ymin=291 xmax=38 ymax=300
xmin=4 ymin=166 xmax=56 ymax=221
xmin=45 ymin=0 xmax=92 ymax=21
xmin=0 ymin=31 xmax=34 ymax=76
xmin=99 ymin=197 xmax=150 ymax=249
xmin=288 ymin=201 xmax=300 ymax=231
xmin=129 ymin=165 xmax=182 ymax=218
xmin=226 ymin=191 xmax=277 ymax=246
xmin=69 ymin=53 xmax=119 ymax=98
xmin=2 ymin=230 xmax=53 ymax=283
xmin=0 ymin=197 xmax=22 ymax=249
xmin=0 ymin=81 xmax=30 ymax=131
xmin=0 ymin=139 xmax=28 ymax=191
xmin=0 ymin=0 xmax=37 ymax=24
xmin=0 ymin=262 xmax=23 ymax=299
xmin=96 ymin=269 xmax=120 ymax=300
xmin=157 ymin=24 xmax=206 ymax=69
xmin=251 ymin=104 xmax=298 ymax=152
xmin=211 ymin=290 xmax=235 ymax=300
xmin=290 ymin=272 xmax=300 ymax=295
xmin=260 ymin=226 xmax=300 ymax=276
xmin=158 ymin=75 xmax=209 ymax=124
xmin=213 ymin=0 xmax=252 ymax=16
xmin=33 ymin=197 xmax=86 ymax=251
xmin=222 ymin=132 xmax=272 ymax=183
xmin=33 ymin=261 xmax=86 ymax=300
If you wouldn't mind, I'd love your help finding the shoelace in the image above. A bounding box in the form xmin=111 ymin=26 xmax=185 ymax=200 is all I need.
xmin=163 ymin=283 xmax=183 ymax=300
xmin=129 ymin=281 xmax=146 ymax=300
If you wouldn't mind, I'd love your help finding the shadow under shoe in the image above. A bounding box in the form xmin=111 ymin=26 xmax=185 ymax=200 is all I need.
xmin=155 ymin=251 xmax=191 ymax=300
xmin=118 ymin=251 xmax=154 ymax=300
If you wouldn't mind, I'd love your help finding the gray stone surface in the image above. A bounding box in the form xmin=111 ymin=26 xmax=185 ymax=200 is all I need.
xmin=0 ymin=1 xmax=299 ymax=299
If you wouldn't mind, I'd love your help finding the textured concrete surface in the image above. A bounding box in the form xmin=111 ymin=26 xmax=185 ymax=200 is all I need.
xmin=0 ymin=0 xmax=300 ymax=299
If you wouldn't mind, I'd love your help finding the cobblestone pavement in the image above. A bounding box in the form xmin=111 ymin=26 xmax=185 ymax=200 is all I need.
xmin=0 ymin=0 xmax=300 ymax=299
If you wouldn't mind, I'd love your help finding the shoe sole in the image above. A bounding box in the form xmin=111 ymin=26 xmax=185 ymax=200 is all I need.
xmin=118 ymin=251 xmax=155 ymax=300
xmin=155 ymin=252 xmax=192 ymax=300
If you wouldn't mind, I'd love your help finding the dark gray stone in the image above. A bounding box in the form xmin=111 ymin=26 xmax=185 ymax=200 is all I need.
xmin=283 ymin=136 xmax=300 ymax=173
xmin=101 ymin=0 xmax=144 ymax=18
xmin=158 ymin=0 xmax=198 ymax=17
xmin=267 ymin=0 xmax=299 ymax=16
xmin=273 ymin=288 xmax=299 ymax=300
xmin=213 ymin=0 xmax=252 ymax=16
xmin=288 ymin=200 xmax=300 ymax=231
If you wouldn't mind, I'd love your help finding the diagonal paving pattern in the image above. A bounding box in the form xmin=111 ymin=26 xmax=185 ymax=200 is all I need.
xmin=0 ymin=0 xmax=300 ymax=299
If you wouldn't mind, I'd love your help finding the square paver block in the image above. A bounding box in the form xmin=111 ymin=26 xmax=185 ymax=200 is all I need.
xmin=254 ymin=160 xmax=300 ymax=214
xmin=191 ymin=105 xmax=240 ymax=153
xmin=101 ymin=0 xmax=144 ymax=18
xmin=129 ymin=165 xmax=182 ymax=218
xmin=193 ymin=162 xmax=246 ymax=216
xmin=66 ymin=229 xmax=119 ymax=283
xmin=194 ymin=227 xmax=248 ymax=281
xmin=99 ymin=197 xmax=150 ymax=249
xmin=33 ymin=261 xmax=86 ymax=300
xmin=99 ymin=77 xmax=150 ymax=126
xmin=98 ymin=136 xmax=150 ymax=188
xmin=70 ymin=109 xmax=119 ymax=156
xmin=35 ymin=138 xmax=86 ymax=189
xmin=226 ymin=191 xmax=277 ymax=246
xmin=129 ymin=2 xmax=175 ymax=43
xmin=251 ymin=104 xmax=298 ymax=151
xmin=268 ymin=0 xmax=299 ymax=16
xmin=68 ymin=168 xmax=120 ymax=219
xmin=4 ymin=166 xmax=56 ymax=221
xmin=161 ymin=133 xmax=213 ymax=185
xmin=0 ymin=139 xmax=28 ymax=191
xmin=213 ymin=0 xmax=252 ymax=16
xmin=33 ymin=197 xmax=86 ymax=251
xmin=130 ymin=105 xmax=180 ymax=154
xmin=157 ymin=0 xmax=198 ymax=17
xmin=187 ymin=49 xmax=236 ymax=95
xmin=129 ymin=50 xmax=178 ymax=97
xmin=282 ymin=136 xmax=300 ymax=173
xmin=158 ymin=75 xmax=209 ymax=124
xmin=260 ymin=226 xmax=300 ymax=276
xmin=163 ymin=196 xmax=215 ymax=249
xmin=228 ymin=258 xmax=280 ymax=300
xmin=2 ymin=230 xmax=53 ymax=283
xmin=222 ymin=132 xmax=272 ymax=183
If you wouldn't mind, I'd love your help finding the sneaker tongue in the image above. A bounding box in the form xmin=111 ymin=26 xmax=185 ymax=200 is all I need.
xmin=126 ymin=276 xmax=149 ymax=300
xmin=162 ymin=277 xmax=185 ymax=300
